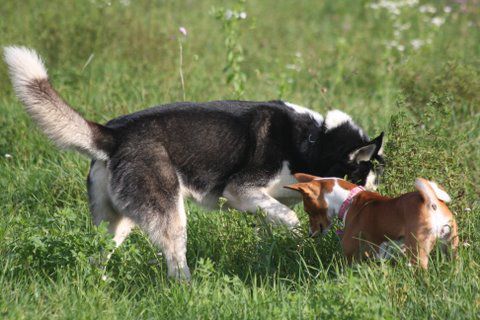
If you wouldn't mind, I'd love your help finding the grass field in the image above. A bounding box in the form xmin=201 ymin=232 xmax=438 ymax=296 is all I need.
xmin=1 ymin=0 xmax=479 ymax=319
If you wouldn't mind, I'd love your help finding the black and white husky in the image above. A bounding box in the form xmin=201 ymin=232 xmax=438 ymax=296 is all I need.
xmin=4 ymin=47 xmax=384 ymax=279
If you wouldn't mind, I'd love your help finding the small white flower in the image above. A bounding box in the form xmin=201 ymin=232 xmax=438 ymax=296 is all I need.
xmin=411 ymin=39 xmax=424 ymax=50
xmin=286 ymin=64 xmax=301 ymax=72
xmin=465 ymin=207 xmax=471 ymax=212
xmin=400 ymin=23 xmax=411 ymax=31
xmin=444 ymin=6 xmax=452 ymax=13
xmin=419 ymin=5 xmax=436 ymax=14
xmin=406 ymin=0 xmax=419 ymax=7
xmin=463 ymin=242 xmax=471 ymax=248
xmin=431 ymin=17 xmax=445 ymax=27
xmin=239 ymin=12 xmax=247 ymax=19
xmin=179 ymin=27 xmax=187 ymax=36
xmin=387 ymin=40 xmax=398 ymax=48
xmin=119 ymin=0 xmax=130 ymax=6
xmin=5 ymin=153 xmax=12 ymax=159
xmin=225 ymin=9 xmax=233 ymax=20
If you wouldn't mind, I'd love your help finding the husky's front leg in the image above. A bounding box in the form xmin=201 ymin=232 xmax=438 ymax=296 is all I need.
xmin=223 ymin=186 xmax=300 ymax=229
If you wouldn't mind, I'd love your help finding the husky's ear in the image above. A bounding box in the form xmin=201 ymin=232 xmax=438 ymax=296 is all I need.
xmin=293 ymin=173 xmax=319 ymax=183
xmin=349 ymin=132 xmax=384 ymax=163
xmin=371 ymin=132 xmax=385 ymax=156
xmin=348 ymin=144 xmax=377 ymax=163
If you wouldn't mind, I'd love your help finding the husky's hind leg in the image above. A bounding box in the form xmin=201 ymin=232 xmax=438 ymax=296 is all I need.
xmin=88 ymin=160 xmax=135 ymax=273
xmin=108 ymin=147 xmax=190 ymax=280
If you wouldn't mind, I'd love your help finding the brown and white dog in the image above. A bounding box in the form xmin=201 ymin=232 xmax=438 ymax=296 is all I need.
xmin=285 ymin=173 xmax=458 ymax=268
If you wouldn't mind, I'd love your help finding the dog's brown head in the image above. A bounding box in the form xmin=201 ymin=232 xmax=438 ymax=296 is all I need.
xmin=285 ymin=173 xmax=352 ymax=236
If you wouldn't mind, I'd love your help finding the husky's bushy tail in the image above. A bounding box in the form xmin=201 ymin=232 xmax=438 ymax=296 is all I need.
xmin=3 ymin=46 xmax=114 ymax=160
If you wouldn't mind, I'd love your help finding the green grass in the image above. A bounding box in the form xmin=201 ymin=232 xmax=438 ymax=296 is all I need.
xmin=1 ymin=0 xmax=479 ymax=319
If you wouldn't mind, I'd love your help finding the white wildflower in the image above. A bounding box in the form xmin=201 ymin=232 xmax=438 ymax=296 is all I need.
xmin=405 ymin=0 xmax=418 ymax=7
xmin=400 ymin=23 xmax=411 ymax=31
xmin=239 ymin=12 xmax=247 ymax=19
xmin=444 ymin=6 xmax=452 ymax=14
xmin=386 ymin=40 xmax=398 ymax=48
xmin=419 ymin=4 xmax=436 ymax=14
xmin=465 ymin=208 xmax=471 ymax=212
xmin=4 ymin=153 xmax=12 ymax=159
xmin=431 ymin=17 xmax=445 ymax=27
xmin=391 ymin=7 xmax=401 ymax=15
xmin=286 ymin=64 xmax=301 ymax=72
xmin=225 ymin=9 xmax=233 ymax=20
xmin=119 ymin=0 xmax=130 ymax=6
xmin=369 ymin=0 xmax=419 ymax=14
xmin=397 ymin=44 xmax=405 ymax=52
xmin=179 ymin=27 xmax=187 ymax=36
xmin=411 ymin=39 xmax=424 ymax=50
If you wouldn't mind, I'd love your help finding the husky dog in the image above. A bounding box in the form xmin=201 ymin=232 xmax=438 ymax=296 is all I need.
xmin=4 ymin=47 xmax=384 ymax=280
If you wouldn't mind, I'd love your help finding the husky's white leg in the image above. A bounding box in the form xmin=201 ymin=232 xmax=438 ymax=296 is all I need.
xmin=88 ymin=161 xmax=135 ymax=279
xmin=142 ymin=195 xmax=190 ymax=280
xmin=223 ymin=185 xmax=300 ymax=228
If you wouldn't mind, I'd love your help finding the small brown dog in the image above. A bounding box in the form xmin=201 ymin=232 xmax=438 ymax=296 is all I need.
xmin=286 ymin=174 xmax=458 ymax=268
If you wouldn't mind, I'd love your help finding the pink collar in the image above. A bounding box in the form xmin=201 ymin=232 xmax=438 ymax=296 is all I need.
xmin=338 ymin=186 xmax=365 ymax=223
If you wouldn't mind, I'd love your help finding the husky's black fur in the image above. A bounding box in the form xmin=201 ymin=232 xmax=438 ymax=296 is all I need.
xmin=90 ymin=100 xmax=383 ymax=200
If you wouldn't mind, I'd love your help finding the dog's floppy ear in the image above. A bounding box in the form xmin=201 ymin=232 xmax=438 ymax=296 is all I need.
xmin=284 ymin=182 xmax=308 ymax=193
xmin=284 ymin=182 xmax=317 ymax=197
xmin=293 ymin=173 xmax=319 ymax=183
xmin=348 ymin=132 xmax=384 ymax=163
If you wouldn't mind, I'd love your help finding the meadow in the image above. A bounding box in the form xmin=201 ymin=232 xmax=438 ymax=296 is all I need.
xmin=0 ymin=0 xmax=479 ymax=318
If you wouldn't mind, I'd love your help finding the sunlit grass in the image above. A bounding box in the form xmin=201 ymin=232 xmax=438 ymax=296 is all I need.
xmin=0 ymin=0 xmax=479 ymax=319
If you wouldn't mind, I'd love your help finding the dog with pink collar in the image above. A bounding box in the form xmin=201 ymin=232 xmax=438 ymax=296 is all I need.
xmin=285 ymin=173 xmax=458 ymax=268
